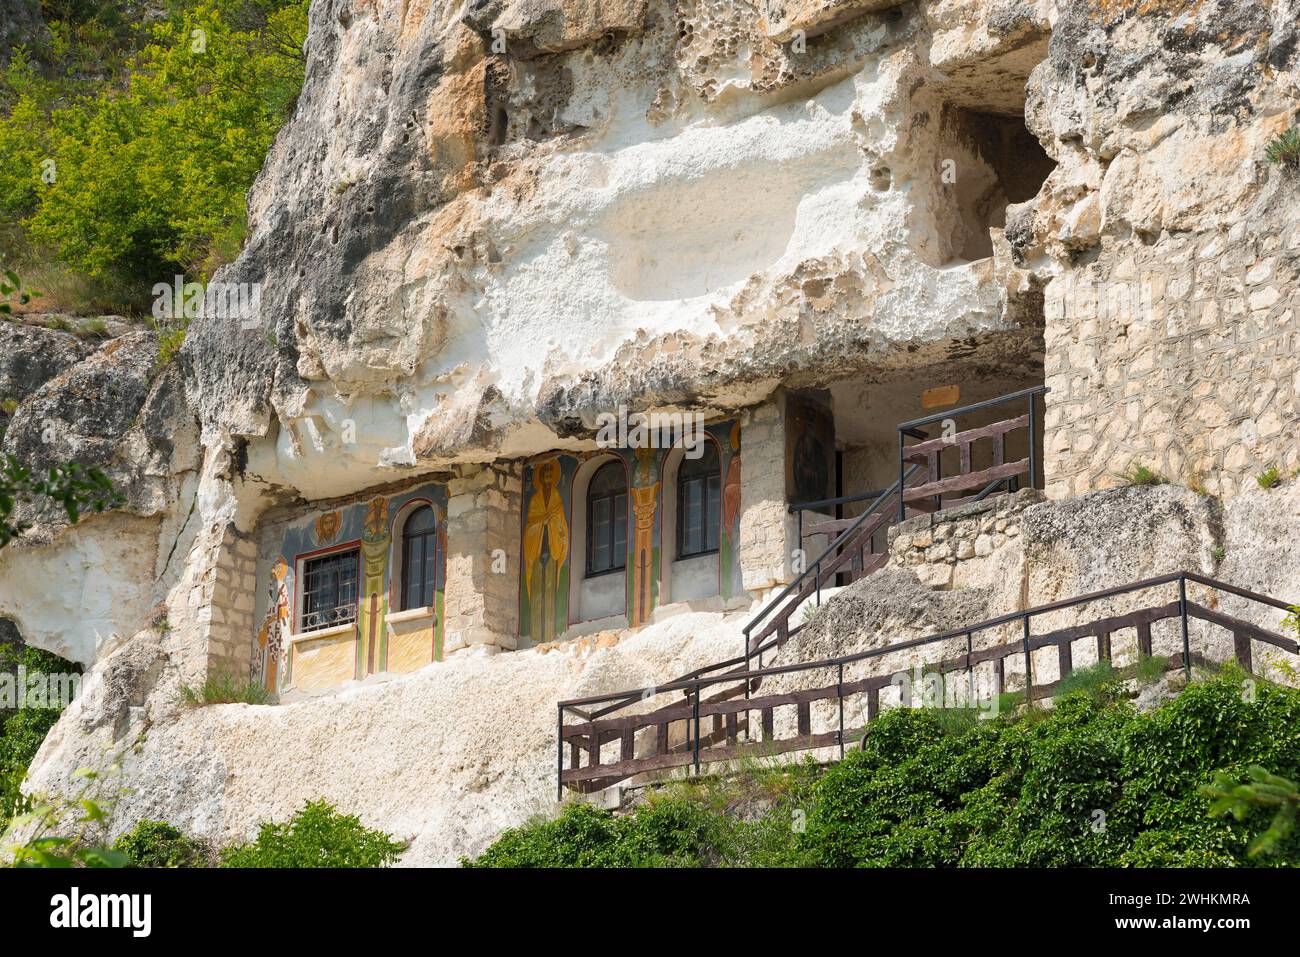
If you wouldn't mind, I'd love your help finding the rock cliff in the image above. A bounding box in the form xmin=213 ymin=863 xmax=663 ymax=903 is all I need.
xmin=4 ymin=0 xmax=1299 ymax=863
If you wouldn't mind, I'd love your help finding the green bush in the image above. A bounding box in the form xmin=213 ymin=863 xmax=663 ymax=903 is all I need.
xmin=0 ymin=1 xmax=308 ymax=307
xmin=0 ymin=640 xmax=80 ymax=829
xmin=219 ymin=800 xmax=407 ymax=868
xmin=113 ymin=819 xmax=210 ymax=868
xmin=466 ymin=761 xmax=822 ymax=868
xmin=469 ymin=671 xmax=1300 ymax=868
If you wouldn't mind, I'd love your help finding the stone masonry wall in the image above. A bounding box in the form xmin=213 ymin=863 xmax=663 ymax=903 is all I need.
xmin=738 ymin=396 xmax=793 ymax=596
xmin=888 ymin=489 xmax=1043 ymax=607
xmin=1045 ymin=222 xmax=1300 ymax=500
xmin=443 ymin=462 xmax=523 ymax=654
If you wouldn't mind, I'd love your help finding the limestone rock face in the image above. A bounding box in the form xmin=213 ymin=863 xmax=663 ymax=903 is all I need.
xmin=2 ymin=331 xmax=199 ymax=521
xmin=0 ymin=324 xmax=95 ymax=440
xmin=24 ymin=485 xmax=1300 ymax=863
xmin=192 ymin=0 xmax=1049 ymax=499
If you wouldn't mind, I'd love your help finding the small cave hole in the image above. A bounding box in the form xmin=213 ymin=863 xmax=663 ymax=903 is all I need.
xmin=943 ymin=105 xmax=1057 ymax=262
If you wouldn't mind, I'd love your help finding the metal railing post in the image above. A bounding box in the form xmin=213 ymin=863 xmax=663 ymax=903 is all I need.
xmin=1022 ymin=614 xmax=1034 ymax=707
xmin=692 ymin=680 xmax=701 ymax=775
xmin=837 ymin=662 xmax=845 ymax=760
xmin=898 ymin=430 xmax=906 ymax=523
xmin=1027 ymin=390 xmax=1039 ymax=491
xmin=556 ymin=705 xmax=564 ymax=802
xmin=1179 ymin=575 xmax=1192 ymax=679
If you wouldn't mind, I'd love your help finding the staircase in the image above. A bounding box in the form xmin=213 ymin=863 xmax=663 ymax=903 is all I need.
xmin=556 ymin=571 xmax=1299 ymax=797
xmin=555 ymin=385 xmax=1066 ymax=796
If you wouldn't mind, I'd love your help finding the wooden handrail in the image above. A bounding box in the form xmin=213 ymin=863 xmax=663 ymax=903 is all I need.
xmin=557 ymin=571 xmax=1298 ymax=796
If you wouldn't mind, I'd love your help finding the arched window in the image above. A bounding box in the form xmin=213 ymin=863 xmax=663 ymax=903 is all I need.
xmin=586 ymin=461 xmax=627 ymax=577
xmin=677 ymin=442 xmax=720 ymax=559
xmin=400 ymin=505 xmax=437 ymax=610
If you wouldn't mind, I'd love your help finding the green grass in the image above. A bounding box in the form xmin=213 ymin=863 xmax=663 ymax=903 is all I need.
xmin=1265 ymin=127 xmax=1300 ymax=169
xmin=1116 ymin=463 xmax=1167 ymax=487
xmin=1053 ymin=659 xmax=1117 ymax=700
xmin=1256 ymin=466 xmax=1282 ymax=490
xmin=1135 ymin=653 xmax=1170 ymax=685
xmin=180 ymin=671 xmax=271 ymax=707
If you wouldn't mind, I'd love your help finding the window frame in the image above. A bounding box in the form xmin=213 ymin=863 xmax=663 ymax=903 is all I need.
xmin=295 ymin=544 xmax=361 ymax=635
xmin=676 ymin=443 xmax=721 ymax=561
xmin=399 ymin=505 xmax=438 ymax=612
xmin=585 ymin=460 xmax=628 ymax=579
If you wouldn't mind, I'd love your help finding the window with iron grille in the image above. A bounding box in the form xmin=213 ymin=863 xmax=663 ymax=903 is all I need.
xmin=678 ymin=442 xmax=720 ymax=559
xmin=300 ymin=549 xmax=359 ymax=632
xmin=400 ymin=505 xmax=437 ymax=611
xmin=586 ymin=461 xmax=627 ymax=577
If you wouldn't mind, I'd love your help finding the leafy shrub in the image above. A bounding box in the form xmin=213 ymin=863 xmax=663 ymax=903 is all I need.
xmin=113 ymin=819 xmax=210 ymax=868
xmin=467 ymin=762 xmax=821 ymax=868
xmin=219 ymin=799 xmax=406 ymax=868
xmin=469 ymin=671 xmax=1300 ymax=868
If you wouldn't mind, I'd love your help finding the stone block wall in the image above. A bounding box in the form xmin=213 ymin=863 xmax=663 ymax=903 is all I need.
xmin=443 ymin=462 xmax=523 ymax=654
xmin=1045 ymin=222 xmax=1300 ymax=499
xmin=176 ymin=518 xmax=258 ymax=683
xmin=888 ymin=489 xmax=1042 ymax=608
xmin=738 ymin=396 xmax=793 ymax=595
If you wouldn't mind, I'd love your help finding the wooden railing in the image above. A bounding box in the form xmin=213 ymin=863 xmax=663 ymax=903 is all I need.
xmin=742 ymin=467 xmax=923 ymax=662
xmin=897 ymin=386 xmax=1047 ymax=520
xmin=556 ymin=571 xmax=1299 ymax=797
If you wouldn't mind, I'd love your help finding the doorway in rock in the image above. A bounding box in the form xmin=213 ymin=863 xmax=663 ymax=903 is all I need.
xmin=788 ymin=362 xmax=1046 ymax=588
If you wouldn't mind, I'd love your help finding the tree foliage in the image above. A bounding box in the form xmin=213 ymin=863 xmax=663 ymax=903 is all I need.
xmin=0 ymin=451 xmax=122 ymax=547
xmin=0 ymin=0 xmax=308 ymax=299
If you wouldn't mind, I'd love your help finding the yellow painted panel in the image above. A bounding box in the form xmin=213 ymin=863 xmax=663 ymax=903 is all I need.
xmin=922 ymin=384 xmax=960 ymax=409
xmin=387 ymin=622 xmax=433 ymax=674
xmin=292 ymin=632 xmax=356 ymax=691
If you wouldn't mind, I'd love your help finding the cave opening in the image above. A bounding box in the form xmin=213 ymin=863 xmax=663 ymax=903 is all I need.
xmin=947 ymin=106 xmax=1057 ymax=262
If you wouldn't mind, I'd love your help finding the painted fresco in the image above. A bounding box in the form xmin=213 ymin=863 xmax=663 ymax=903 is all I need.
xmin=254 ymin=481 xmax=448 ymax=693
xmin=520 ymin=456 xmax=575 ymax=644
xmin=785 ymin=391 xmax=835 ymax=506
xmin=254 ymin=557 xmax=292 ymax=691
xmin=517 ymin=419 xmax=744 ymax=640
xmin=629 ymin=446 xmax=660 ymax=626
